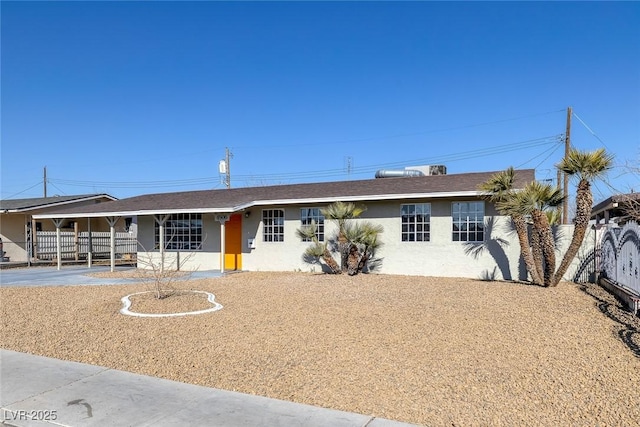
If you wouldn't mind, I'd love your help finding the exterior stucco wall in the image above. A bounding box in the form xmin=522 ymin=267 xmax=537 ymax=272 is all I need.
xmin=0 ymin=214 xmax=29 ymax=262
xmin=136 ymin=214 xmax=223 ymax=271
xmin=241 ymin=200 xmax=525 ymax=279
xmin=133 ymin=201 xmax=583 ymax=281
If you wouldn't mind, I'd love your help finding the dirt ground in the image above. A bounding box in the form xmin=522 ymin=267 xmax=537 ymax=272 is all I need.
xmin=1 ymin=271 xmax=639 ymax=426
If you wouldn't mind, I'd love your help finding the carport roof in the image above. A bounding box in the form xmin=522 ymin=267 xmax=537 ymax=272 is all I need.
xmin=32 ymin=169 xmax=536 ymax=219
xmin=0 ymin=194 xmax=117 ymax=213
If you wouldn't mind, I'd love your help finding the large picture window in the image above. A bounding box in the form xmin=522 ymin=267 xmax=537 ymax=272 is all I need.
xmin=154 ymin=213 xmax=203 ymax=250
xmin=300 ymin=208 xmax=325 ymax=242
xmin=401 ymin=203 xmax=431 ymax=242
xmin=452 ymin=201 xmax=484 ymax=242
xmin=263 ymin=209 xmax=285 ymax=242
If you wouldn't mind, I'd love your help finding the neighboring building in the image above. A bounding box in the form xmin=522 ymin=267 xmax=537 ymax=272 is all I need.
xmin=31 ymin=169 xmax=569 ymax=280
xmin=0 ymin=194 xmax=120 ymax=262
xmin=591 ymin=192 xmax=640 ymax=226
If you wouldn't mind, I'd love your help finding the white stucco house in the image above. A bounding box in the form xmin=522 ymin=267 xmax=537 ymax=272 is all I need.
xmin=30 ymin=168 xmax=583 ymax=280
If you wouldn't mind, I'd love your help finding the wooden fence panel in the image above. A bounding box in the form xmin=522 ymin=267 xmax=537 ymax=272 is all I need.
xmin=36 ymin=231 xmax=137 ymax=261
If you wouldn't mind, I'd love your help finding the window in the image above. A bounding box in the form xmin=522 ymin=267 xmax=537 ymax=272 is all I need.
xmin=401 ymin=203 xmax=431 ymax=242
xmin=155 ymin=213 xmax=203 ymax=250
xmin=263 ymin=209 xmax=285 ymax=242
xmin=452 ymin=201 xmax=484 ymax=242
xmin=300 ymin=208 xmax=325 ymax=242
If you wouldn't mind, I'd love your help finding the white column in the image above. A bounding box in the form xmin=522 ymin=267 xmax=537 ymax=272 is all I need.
xmin=215 ymin=214 xmax=230 ymax=273
xmin=154 ymin=215 xmax=169 ymax=273
xmin=87 ymin=218 xmax=93 ymax=268
xmin=106 ymin=216 xmax=120 ymax=273
xmin=52 ymin=218 xmax=64 ymax=270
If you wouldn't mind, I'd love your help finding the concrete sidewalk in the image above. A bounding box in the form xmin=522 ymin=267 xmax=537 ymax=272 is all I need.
xmin=0 ymin=266 xmax=223 ymax=287
xmin=0 ymin=350 xmax=417 ymax=427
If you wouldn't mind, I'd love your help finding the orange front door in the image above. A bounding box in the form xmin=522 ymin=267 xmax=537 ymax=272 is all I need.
xmin=224 ymin=214 xmax=242 ymax=270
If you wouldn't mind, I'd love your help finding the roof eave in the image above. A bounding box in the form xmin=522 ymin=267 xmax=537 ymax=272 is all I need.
xmin=32 ymin=190 xmax=487 ymax=219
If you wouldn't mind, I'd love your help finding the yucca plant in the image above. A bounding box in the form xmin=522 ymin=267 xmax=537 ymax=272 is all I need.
xmin=343 ymin=221 xmax=384 ymax=275
xmin=479 ymin=167 xmax=542 ymax=285
xmin=296 ymin=220 xmax=341 ymax=274
xmin=321 ymin=201 xmax=367 ymax=273
xmin=498 ymin=181 xmax=565 ymax=287
xmin=554 ymin=148 xmax=613 ymax=285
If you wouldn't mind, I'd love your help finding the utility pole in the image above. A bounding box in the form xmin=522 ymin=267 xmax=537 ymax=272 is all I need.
xmin=219 ymin=147 xmax=233 ymax=189
xmin=563 ymin=106 xmax=572 ymax=224
xmin=345 ymin=156 xmax=353 ymax=178
xmin=43 ymin=166 xmax=47 ymax=198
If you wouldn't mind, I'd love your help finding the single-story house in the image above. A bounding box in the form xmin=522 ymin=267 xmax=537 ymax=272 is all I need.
xmin=0 ymin=194 xmax=129 ymax=263
xmin=29 ymin=168 xmax=588 ymax=281
xmin=29 ymin=169 xmax=575 ymax=278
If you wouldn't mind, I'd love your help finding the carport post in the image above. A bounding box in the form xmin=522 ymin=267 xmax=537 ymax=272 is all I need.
xmin=87 ymin=218 xmax=93 ymax=268
xmin=52 ymin=218 xmax=64 ymax=270
xmin=154 ymin=215 xmax=169 ymax=273
xmin=215 ymin=214 xmax=230 ymax=274
xmin=106 ymin=216 xmax=120 ymax=273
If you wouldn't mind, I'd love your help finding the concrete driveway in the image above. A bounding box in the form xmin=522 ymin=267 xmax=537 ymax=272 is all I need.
xmin=0 ymin=266 xmax=222 ymax=287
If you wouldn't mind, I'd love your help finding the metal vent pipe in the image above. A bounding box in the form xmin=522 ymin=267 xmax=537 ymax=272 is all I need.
xmin=375 ymin=169 xmax=425 ymax=179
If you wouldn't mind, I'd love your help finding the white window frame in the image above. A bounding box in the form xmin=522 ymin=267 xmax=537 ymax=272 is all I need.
xmin=154 ymin=213 xmax=203 ymax=251
xmin=452 ymin=201 xmax=485 ymax=242
xmin=263 ymin=209 xmax=285 ymax=242
xmin=300 ymin=208 xmax=325 ymax=242
xmin=401 ymin=203 xmax=431 ymax=242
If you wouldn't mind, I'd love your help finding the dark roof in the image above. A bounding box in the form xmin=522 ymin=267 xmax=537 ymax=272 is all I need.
xmin=591 ymin=192 xmax=640 ymax=221
xmin=32 ymin=169 xmax=536 ymax=219
xmin=0 ymin=194 xmax=117 ymax=212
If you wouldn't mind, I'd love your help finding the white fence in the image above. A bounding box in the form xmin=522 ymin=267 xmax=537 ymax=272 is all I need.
xmin=35 ymin=231 xmax=137 ymax=261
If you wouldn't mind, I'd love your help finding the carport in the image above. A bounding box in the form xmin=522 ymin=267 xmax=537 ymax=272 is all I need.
xmin=29 ymin=213 xmax=126 ymax=272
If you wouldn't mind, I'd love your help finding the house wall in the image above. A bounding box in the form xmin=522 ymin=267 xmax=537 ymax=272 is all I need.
xmin=133 ymin=201 xmax=584 ymax=281
xmin=241 ymin=199 xmax=526 ymax=280
xmin=0 ymin=214 xmax=29 ymax=262
xmin=137 ymin=214 xmax=223 ymax=271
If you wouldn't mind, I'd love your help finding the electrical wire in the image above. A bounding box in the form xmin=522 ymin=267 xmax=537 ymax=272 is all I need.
xmin=516 ymin=137 xmax=565 ymax=170
xmin=51 ymin=176 xmax=223 ymax=189
xmin=572 ymin=112 xmax=612 ymax=151
xmin=2 ymin=182 xmax=43 ymax=199
xmin=44 ymin=134 xmax=562 ymax=190
xmin=232 ymin=135 xmax=562 ymax=181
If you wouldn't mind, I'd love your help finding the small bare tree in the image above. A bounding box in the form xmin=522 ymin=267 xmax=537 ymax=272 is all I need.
xmin=136 ymin=238 xmax=203 ymax=299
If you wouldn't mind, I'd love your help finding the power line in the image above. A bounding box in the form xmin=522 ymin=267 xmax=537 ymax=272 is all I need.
xmin=233 ymin=135 xmax=562 ymax=182
xmin=572 ymin=112 xmax=612 ymax=151
xmin=2 ymin=182 xmax=43 ymax=200
xmin=229 ymin=108 xmax=566 ymax=150
xmin=44 ymin=134 xmax=562 ymax=190
xmin=51 ymin=176 xmax=222 ymax=189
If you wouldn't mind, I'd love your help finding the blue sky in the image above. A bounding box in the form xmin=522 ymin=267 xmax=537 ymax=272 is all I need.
xmin=2 ymin=1 xmax=639 ymax=203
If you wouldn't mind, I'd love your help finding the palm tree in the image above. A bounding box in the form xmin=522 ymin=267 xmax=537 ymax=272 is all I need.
xmin=296 ymin=220 xmax=341 ymax=273
xmin=321 ymin=201 xmax=366 ymax=272
xmin=343 ymin=221 xmax=384 ymax=275
xmin=499 ymin=181 xmax=564 ymax=287
xmin=479 ymin=167 xmax=542 ymax=285
xmin=554 ymin=148 xmax=613 ymax=285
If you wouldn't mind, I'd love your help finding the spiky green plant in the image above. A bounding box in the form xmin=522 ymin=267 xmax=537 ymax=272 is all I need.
xmin=296 ymin=220 xmax=340 ymax=273
xmin=479 ymin=167 xmax=542 ymax=285
xmin=498 ymin=181 xmax=565 ymax=287
xmin=553 ymin=148 xmax=613 ymax=285
xmin=321 ymin=201 xmax=367 ymax=272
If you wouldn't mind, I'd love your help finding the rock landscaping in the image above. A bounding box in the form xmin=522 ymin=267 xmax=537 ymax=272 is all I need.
xmin=1 ymin=272 xmax=639 ymax=426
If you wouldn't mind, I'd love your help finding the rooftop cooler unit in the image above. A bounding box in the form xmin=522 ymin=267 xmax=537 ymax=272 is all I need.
xmin=375 ymin=165 xmax=446 ymax=178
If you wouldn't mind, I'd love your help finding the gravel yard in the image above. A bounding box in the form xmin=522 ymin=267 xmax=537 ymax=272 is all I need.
xmin=1 ymin=271 xmax=639 ymax=426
